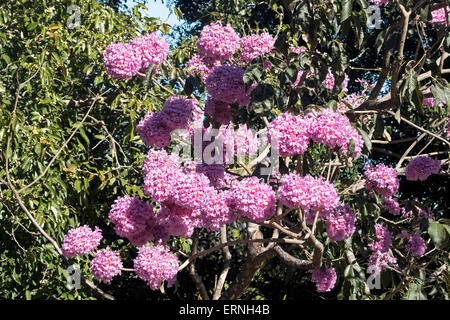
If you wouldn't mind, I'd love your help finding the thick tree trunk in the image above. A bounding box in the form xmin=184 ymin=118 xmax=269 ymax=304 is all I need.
xmin=221 ymin=223 xmax=276 ymax=300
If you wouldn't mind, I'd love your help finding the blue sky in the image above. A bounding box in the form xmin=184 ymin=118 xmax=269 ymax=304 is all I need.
xmin=124 ymin=0 xmax=182 ymax=27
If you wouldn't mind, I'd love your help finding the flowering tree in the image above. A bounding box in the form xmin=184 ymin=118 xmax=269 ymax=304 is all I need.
xmin=1 ymin=0 xmax=449 ymax=300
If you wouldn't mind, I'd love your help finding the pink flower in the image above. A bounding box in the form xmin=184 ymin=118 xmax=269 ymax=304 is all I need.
xmin=323 ymin=67 xmax=335 ymax=91
xmin=205 ymin=65 xmax=248 ymax=105
xmin=156 ymin=201 xmax=202 ymax=238
xmin=364 ymin=163 xmax=399 ymax=199
xmin=368 ymin=223 xmax=393 ymax=253
xmin=205 ymin=98 xmax=234 ymax=125
xmin=186 ymin=54 xmax=217 ymax=81
xmin=172 ymin=172 xmax=214 ymax=210
xmin=129 ymin=32 xmax=169 ymax=73
xmin=227 ymin=177 xmax=276 ymax=222
xmin=142 ymin=148 xmax=180 ymax=176
xmin=108 ymin=196 xmax=154 ymax=240
xmin=137 ymin=112 xmax=172 ymax=148
xmin=383 ymin=198 xmax=401 ymax=216
xmin=62 ymin=225 xmax=102 ymax=258
xmin=337 ymin=93 xmax=366 ymax=112
xmin=239 ymin=33 xmax=275 ymax=63
xmin=310 ymin=266 xmax=337 ymax=292
xmin=368 ymin=250 xmax=398 ymax=273
xmin=159 ymin=95 xmax=198 ymax=131
xmin=405 ymin=156 xmax=441 ymax=181
xmin=310 ymin=108 xmax=355 ymax=151
xmin=339 ymin=125 xmax=363 ymax=159
xmin=200 ymin=190 xmax=236 ymax=231
xmin=197 ymin=22 xmax=240 ymax=65
xmin=326 ymin=205 xmax=356 ymax=242
xmin=278 ymin=173 xmax=339 ymax=224
xmin=90 ymin=247 xmax=123 ymax=283
xmin=268 ymin=112 xmax=312 ymax=157
xmin=134 ymin=245 xmax=179 ymax=290
xmin=430 ymin=6 xmax=450 ymax=25
xmin=398 ymin=231 xmax=427 ymax=256
xmin=103 ymin=42 xmax=142 ymax=79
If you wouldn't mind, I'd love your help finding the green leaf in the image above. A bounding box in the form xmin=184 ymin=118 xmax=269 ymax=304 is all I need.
xmin=428 ymin=221 xmax=449 ymax=248
xmin=357 ymin=128 xmax=372 ymax=153
xmin=341 ymin=0 xmax=354 ymax=22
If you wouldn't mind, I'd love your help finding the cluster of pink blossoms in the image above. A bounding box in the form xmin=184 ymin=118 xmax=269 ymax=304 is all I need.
xmin=364 ymin=163 xmax=399 ymax=199
xmin=205 ymin=98 xmax=234 ymax=125
xmin=337 ymin=93 xmax=367 ymax=112
xmin=196 ymin=22 xmax=241 ymax=66
xmin=108 ymin=195 xmax=160 ymax=246
xmin=368 ymin=224 xmax=397 ymax=272
xmin=62 ymin=225 xmax=102 ymax=258
xmin=205 ymin=64 xmax=249 ymax=105
xmin=103 ymin=32 xmax=168 ymax=79
xmin=398 ymin=231 xmax=427 ymax=257
xmin=89 ymin=247 xmax=123 ymax=283
xmin=430 ymin=7 xmax=450 ymax=25
xmin=239 ymin=33 xmax=275 ymax=63
xmin=268 ymin=112 xmax=312 ymax=157
xmin=326 ymin=205 xmax=356 ymax=242
xmin=405 ymin=156 xmax=441 ymax=181
xmin=278 ymin=173 xmax=340 ymax=224
xmin=422 ymin=88 xmax=446 ymax=107
xmin=310 ymin=266 xmax=337 ymax=292
xmin=138 ymin=95 xmax=198 ymax=148
xmin=227 ymin=177 xmax=276 ymax=222
xmin=383 ymin=197 xmax=401 ymax=216
xmin=133 ymin=245 xmax=179 ymax=290
xmin=323 ymin=68 xmax=335 ymax=91
xmin=310 ymin=108 xmax=363 ymax=159
xmin=143 ymin=149 xmax=181 ymax=202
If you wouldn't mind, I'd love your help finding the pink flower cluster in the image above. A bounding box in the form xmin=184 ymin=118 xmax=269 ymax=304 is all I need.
xmin=326 ymin=205 xmax=356 ymax=242
xmin=130 ymin=33 xmax=169 ymax=74
xmin=156 ymin=201 xmax=202 ymax=238
xmin=364 ymin=163 xmax=399 ymax=199
xmin=310 ymin=108 xmax=363 ymax=159
xmin=103 ymin=43 xmax=142 ymax=79
xmin=90 ymin=247 xmax=123 ymax=283
xmin=398 ymin=230 xmax=427 ymax=257
xmin=138 ymin=95 xmax=198 ymax=148
xmin=310 ymin=266 xmax=337 ymax=292
xmin=430 ymin=7 xmax=450 ymax=25
xmin=337 ymin=93 xmax=366 ymax=112
xmin=368 ymin=223 xmax=393 ymax=253
xmin=239 ymin=33 xmax=275 ymax=62
xmin=227 ymin=176 xmax=276 ymax=222
xmin=278 ymin=173 xmax=339 ymax=224
xmin=200 ymin=190 xmax=236 ymax=231
xmin=368 ymin=223 xmax=397 ymax=272
xmin=268 ymin=112 xmax=312 ymax=157
xmin=383 ymin=197 xmax=401 ymax=216
xmin=143 ymin=149 xmax=181 ymax=202
xmin=205 ymin=65 xmax=248 ymax=105
xmin=368 ymin=250 xmax=398 ymax=273
xmin=422 ymin=88 xmax=446 ymax=107
xmin=197 ymin=22 xmax=241 ymax=66
xmin=62 ymin=225 xmax=102 ymax=258
xmin=205 ymin=98 xmax=234 ymax=125
xmin=108 ymin=196 xmax=155 ymax=244
xmin=323 ymin=68 xmax=335 ymax=91
xmin=405 ymin=156 xmax=441 ymax=181
xmin=133 ymin=245 xmax=179 ymax=290
xmin=221 ymin=123 xmax=261 ymax=158
xmin=104 ymin=32 xmax=168 ymax=79
xmin=172 ymin=172 xmax=214 ymax=210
